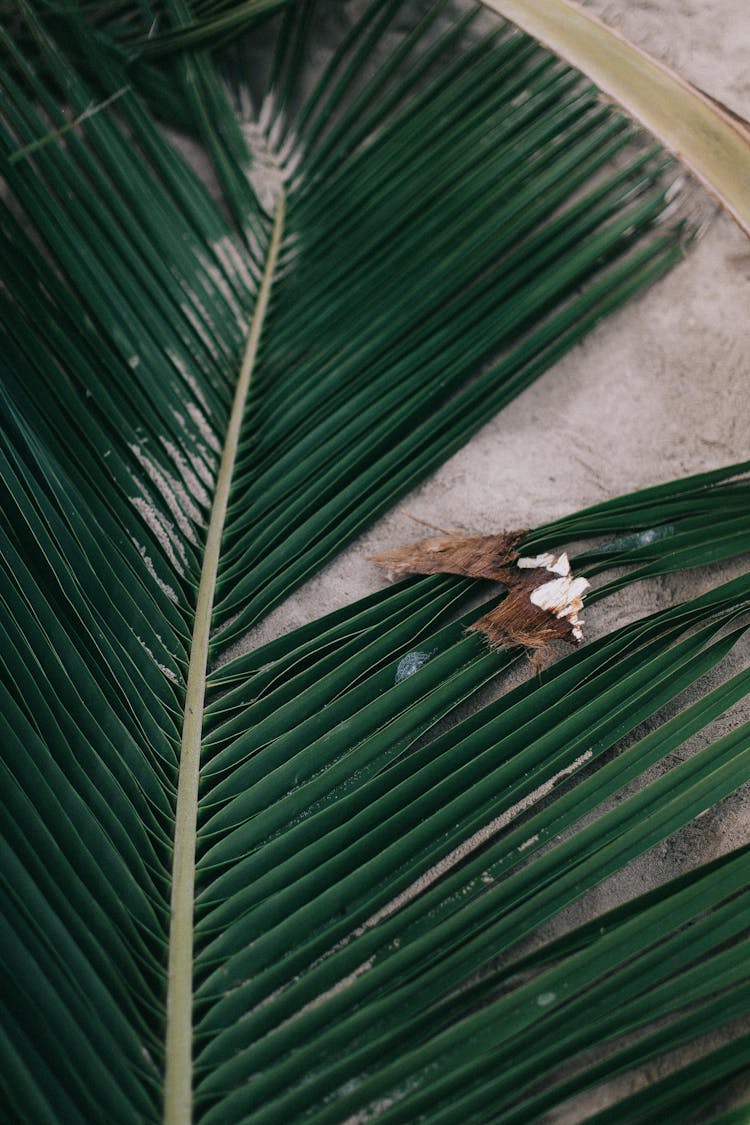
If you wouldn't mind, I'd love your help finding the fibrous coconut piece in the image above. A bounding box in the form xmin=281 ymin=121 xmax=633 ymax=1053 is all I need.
xmin=371 ymin=534 xmax=591 ymax=652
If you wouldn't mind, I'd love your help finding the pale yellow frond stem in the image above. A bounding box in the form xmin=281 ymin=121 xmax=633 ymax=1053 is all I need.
xmin=483 ymin=0 xmax=750 ymax=238
xmin=163 ymin=191 xmax=286 ymax=1125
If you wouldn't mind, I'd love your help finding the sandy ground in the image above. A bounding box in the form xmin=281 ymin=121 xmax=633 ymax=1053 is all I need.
xmin=241 ymin=2 xmax=750 ymax=1115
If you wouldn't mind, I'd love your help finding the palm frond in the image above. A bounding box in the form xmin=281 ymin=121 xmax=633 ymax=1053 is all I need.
xmin=2 ymin=1 xmax=748 ymax=1121
xmin=485 ymin=0 xmax=750 ymax=236
xmin=9 ymin=0 xmax=288 ymax=57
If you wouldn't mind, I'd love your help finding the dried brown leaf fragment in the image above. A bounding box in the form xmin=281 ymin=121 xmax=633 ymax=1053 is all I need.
xmin=370 ymin=530 xmax=528 ymax=583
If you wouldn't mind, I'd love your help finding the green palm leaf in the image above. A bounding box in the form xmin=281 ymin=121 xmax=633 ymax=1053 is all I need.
xmin=2 ymin=2 xmax=749 ymax=1121
xmin=80 ymin=0 xmax=289 ymax=54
